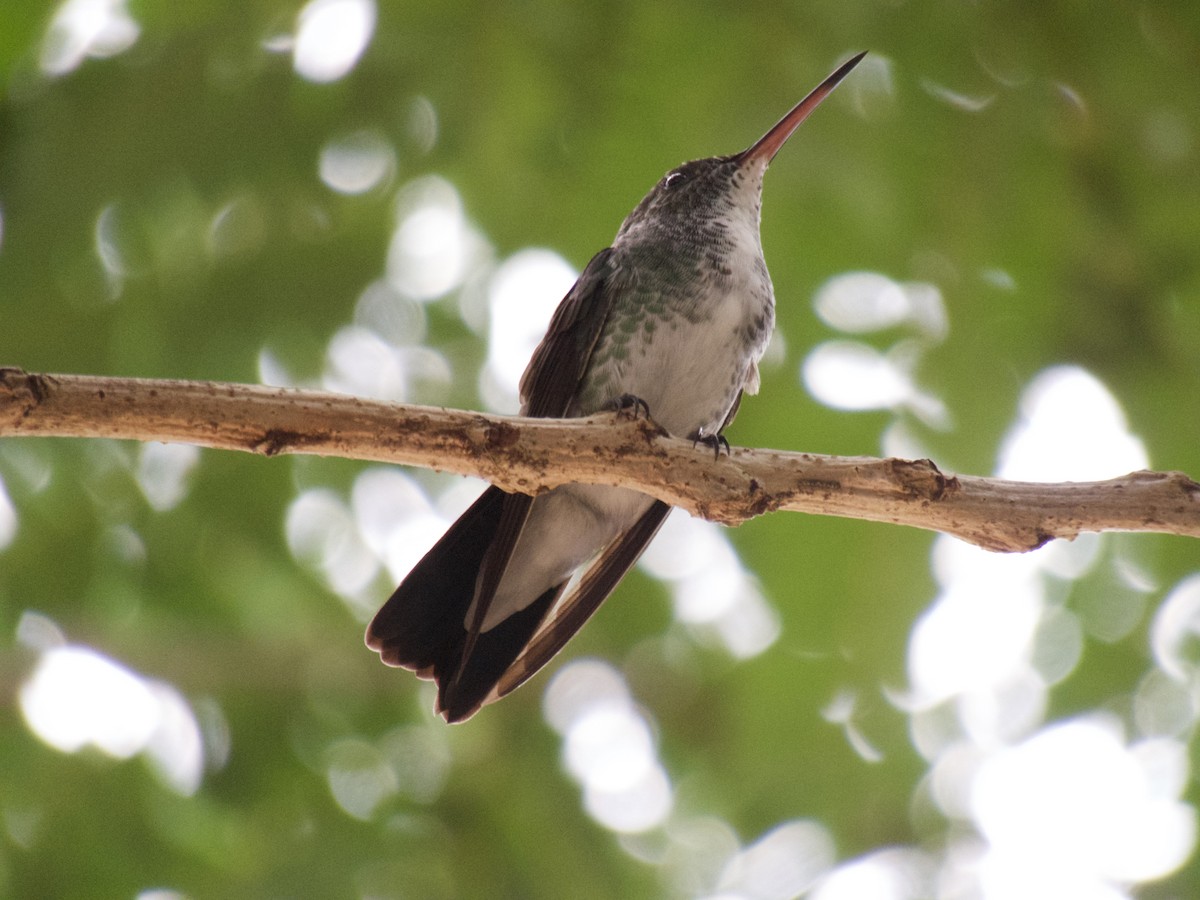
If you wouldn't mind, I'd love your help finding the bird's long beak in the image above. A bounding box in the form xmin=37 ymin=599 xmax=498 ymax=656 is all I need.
xmin=737 ymin=51 xmax=867 ymax=166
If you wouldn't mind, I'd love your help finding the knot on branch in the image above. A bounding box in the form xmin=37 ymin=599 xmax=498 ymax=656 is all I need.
xmin=483 ymin=419 xmax=520 ymax=450
xmin=254 ymin=429 xmax=305 ymax=456
xmin=1127 ymin=469 xmax=1200 ymax=499
xmin=890 ymin=457 xmax=958 ymax=502
xmin=0 ymin=367 xmax=51 ymax=425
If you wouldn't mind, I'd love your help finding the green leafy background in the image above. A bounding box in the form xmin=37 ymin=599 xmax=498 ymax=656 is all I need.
xmin=1 ymin=1 xmax=1198 ymax=898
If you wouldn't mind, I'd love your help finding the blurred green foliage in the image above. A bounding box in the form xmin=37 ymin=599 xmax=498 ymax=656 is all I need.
xmin=1 ymin=1 xmax=1199 ymax=898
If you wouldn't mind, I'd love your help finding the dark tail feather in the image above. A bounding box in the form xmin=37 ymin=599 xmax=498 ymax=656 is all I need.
xmin=365 ymin=485 xmax=563 ymax=723
xmin=439 ymin=583 xmax=561 ymax=722
xmin=365 ymin=486 xmax=506 ymax=676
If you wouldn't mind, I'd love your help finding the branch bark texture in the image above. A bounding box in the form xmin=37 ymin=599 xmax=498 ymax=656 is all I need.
xmin=2 ymin=368 xmax=1197 ymax=553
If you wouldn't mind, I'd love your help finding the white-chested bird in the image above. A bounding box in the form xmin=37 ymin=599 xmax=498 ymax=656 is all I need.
xmin=367 ymin=52 xmax=866 ymax=722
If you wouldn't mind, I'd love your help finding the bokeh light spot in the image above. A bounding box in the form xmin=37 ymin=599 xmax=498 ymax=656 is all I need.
xmin=387 ymin=176 xmax=489 ymax=303
xmin=285 ymin=488 xmax=379 ymax=601
xmin=136 ymin=443 xmax=199 ymax=512
xmin=996 ymin=366 xmax=1147 ymax=482
xmin=717 ymin=820 xmax=836 ymax=900
xmin=481 ymin=249 xmax=578 ymax=412
xmin=565 ymin=704 xmax=656 ymax=792
xmin=319 ymin=129 xmax=396 ymax=195
xmin=407 ymin=96 xmax=439 ymax=153
xmin=920 ymin=79 xmax=995 ymax=112
xmin=543 ymin=658 xmax=633 ymax=734
xmin=971 ymin=718 xmax=1195 ymax=888
xmin=40 ymin=0 xmax=140 ymax=76
xmin=814 ymin=271 xmax=946 ymax=339
xmin=583 ymin=763 xmax=672 ymax=834
xmin=640 ymin=509 xmax=779 ymax=659
xmin=207 ymin=194 xmax=267 ymax=261
xmin=325 ymin=738 xmax=397 ymax=820
xmin=545 ymin=660 xmax=673 ymax=833
xmin=18 ymin=635 xmax=205 ymax=796
xmin=293 ymin=0 xmax=376 ymax=83
xmin=1151 ymin=574 xmax=1200 ymax=683
xmin=811 ymin=849 xmax=931 ymax=900
xmin=803 ymin=340 xmax=917 ymax=411
xmin=0 ymin=473 xmax=17 ymax=550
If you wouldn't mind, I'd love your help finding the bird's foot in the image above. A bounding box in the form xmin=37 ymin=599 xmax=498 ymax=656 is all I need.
xmin=689 ymin=428 xmax=730 ymax=460
xmin=608 ymin=394 xmax=669 ymax=439
xmin=609 ymin=393 xmax=652 ymax=420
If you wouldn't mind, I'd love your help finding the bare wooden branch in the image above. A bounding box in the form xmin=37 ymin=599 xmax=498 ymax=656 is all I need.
xmin=2 ymin=368 xmax=1197 ymax=552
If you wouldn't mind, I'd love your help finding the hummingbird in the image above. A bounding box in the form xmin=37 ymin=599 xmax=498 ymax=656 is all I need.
xmin=367 ymin=52 xmax=866 ymax=722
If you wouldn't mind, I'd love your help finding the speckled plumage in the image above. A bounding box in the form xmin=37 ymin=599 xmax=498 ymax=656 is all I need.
xmin=575 ymin=157 xmax=774 ymax=436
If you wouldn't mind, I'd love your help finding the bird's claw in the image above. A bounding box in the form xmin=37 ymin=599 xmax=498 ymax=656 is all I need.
xmin=689 ymin=429 xmax=730 ymax=460
xmin=610 ymin=393 xmax=652 ymax=420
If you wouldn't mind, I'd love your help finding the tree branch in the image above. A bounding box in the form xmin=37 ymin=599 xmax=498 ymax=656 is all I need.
xmin=2 ymin=368 xmax=1197 ymax=552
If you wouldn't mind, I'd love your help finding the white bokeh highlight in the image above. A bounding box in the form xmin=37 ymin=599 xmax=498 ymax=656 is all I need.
xmin=803 ymin=271 xmax=949 ymax=427
xmin=40 ymin=0 xmax=140 ymax=76
xmin=971 ymin=719 xmax=1194 ymax=891
xmin=0 ymin=473 xmax=17 ymax=550
xmin=387 ymin=176 xmax=490 ymax=303
xmin=814 ymin=271 xmax=947 ymax=339
xmin=640 ymin=509 xmax=779 ymax=659
xmin=1151 ymin=574 xmax=1200 ymax=684
xmin=136 ymin=443 xmax=200 ymax=512
xmin=996 ymin=366 xmax=1148 ymax=482
xmin=716 ymin=820 xmax=837 ymax=900
xmin=545 ymin=660 xmax=673 ymax=834
xmin=18 ymin=618 xmax=205 ymax=796
xmin=293 ymin=0 xmax=376 ymax=84
xmin=480 ymin=249 xmax=579 ymax=412
xmin=319 ymin=129 xmax=396 ymax=195
xmin=286 ymin=488 xmax=381 ymax=605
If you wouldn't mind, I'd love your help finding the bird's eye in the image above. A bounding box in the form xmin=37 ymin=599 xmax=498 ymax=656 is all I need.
xmin=664 ymin=170 xmax=687 ymax=189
